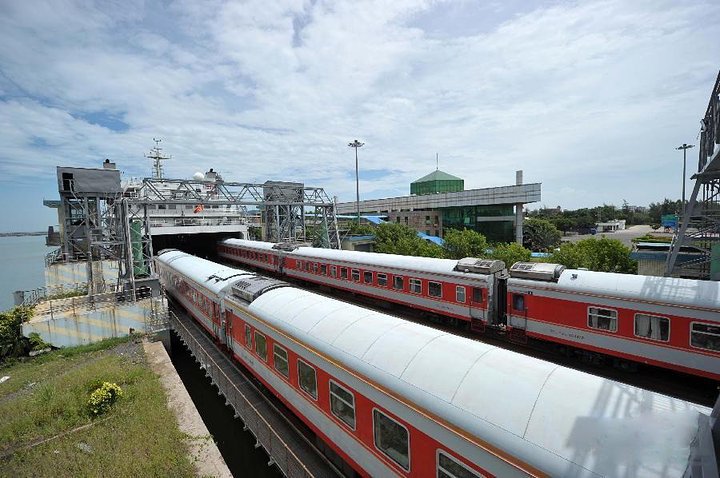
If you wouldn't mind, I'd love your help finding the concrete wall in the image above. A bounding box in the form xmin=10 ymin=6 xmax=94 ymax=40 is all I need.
xmin=45 ymin=260 xmax=119 ymax=288
xmin=22 ymin=297 xmax=162 ymax=347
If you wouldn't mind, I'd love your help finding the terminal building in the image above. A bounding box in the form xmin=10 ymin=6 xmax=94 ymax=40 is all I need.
xmin=336 ymin=169 xmax=541 ymax=243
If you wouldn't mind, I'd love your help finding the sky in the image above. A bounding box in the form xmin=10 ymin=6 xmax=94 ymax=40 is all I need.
xmin=0 ymin=0 xmax=719 ymax=232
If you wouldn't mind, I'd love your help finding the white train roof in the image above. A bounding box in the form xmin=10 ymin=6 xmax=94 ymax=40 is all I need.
xmin=156 ymin=249 xmax=254 ymax=295
xmin=223 ymin=238 xmax=277 ymax=251
xmin=248 ymin=286 xmax=708 ymax=478
xmin=553 ymin=268 xmax=720 ymax=313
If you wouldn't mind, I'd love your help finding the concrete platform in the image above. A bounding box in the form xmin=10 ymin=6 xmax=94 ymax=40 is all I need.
xmin=143 ymin=340 xmax=233 ymax=478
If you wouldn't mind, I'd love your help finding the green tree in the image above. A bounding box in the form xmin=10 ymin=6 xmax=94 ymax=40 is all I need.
xmin=550 ymin=237 xmax=637 ymax=273
xmin=489 ymin=242 xmax=531 ymax=268
xmin=0 ymin=306 xmax=33 ymax=361
xmin=373 ymin=223 xmax=444 ymax=257
xmin=523 ymin=218 xmax=562 ymax=252
xmin=442 ymin=228 xmax=489 ymax=259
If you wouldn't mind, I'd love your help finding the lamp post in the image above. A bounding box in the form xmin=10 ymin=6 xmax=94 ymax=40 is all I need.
xmin=676 ymin=143 xmax=695 ymax=212
xmin=348 ymin=140 xmax=364 ymax=224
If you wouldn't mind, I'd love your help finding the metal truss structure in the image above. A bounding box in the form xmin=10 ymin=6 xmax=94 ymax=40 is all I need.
xmin=130 ymin=177 xmax=340 ymax=248
xmin=666 ymin=71 xmax=720 ymax=279
xmin=51 ymin=164 xmax=340 ymax=297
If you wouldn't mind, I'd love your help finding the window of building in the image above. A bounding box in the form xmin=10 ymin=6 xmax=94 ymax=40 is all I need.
xmin=438 ymin=451 xmax=485 ymax=478
xmin=378 ymin=273 xmax=388 ymax=287
xmin=396 ymin=217 xmax=401 ymax=223
xmin=363 ymin=271 xmax=373 ymax=284
xmin=351 ymin=269 xmax=360 ymax=281
xmin=472 ymin=287 xmax=483 ymax=303
xmin=340 ymin=267 xmax=348 ymax=280
xmin=373 ymin=409 xmax=410 ymax=471
xmin=329 ymin=381 xmax=356 ymax=429
xmin=273 ymin=345 xmax=289 ymax=378
xmin=634 ymin=314 xmax=669 ymax=342
xmin=690 ymin=322 xmax=720 ymax=352
xmin=428 ymin=281 xmax=442 ymax=298
xmin=297 ymin=359 xmax=317 ymax=399
xmin=456 ymin=286 xmax=466 ymax=303
xmin=320 ymin=264 xmax=327 ymax=275
xmin=254 ymin=331 xmax=267 ymax=360
xmin=393 ymin=276 xmax=404 ymax=290
xmin=588 ymin=307 xmax=617 ymax=332
xmin=245 ymin=324 xmax=252 ymax=348
xmin=409 ymin=278 xmax=422 ymax=294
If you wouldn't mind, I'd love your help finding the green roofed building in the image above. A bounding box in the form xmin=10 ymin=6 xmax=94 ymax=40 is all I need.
xmin=410 ymin=170 xmax=464 ymax=196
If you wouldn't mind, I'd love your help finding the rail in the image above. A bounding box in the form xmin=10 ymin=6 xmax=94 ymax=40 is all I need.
xmin=168 ymin=311 xmax=333 ymax=478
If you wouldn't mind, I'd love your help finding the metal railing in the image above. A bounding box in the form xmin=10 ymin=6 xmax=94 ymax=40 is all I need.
xmin=169 ymin=312 xmax=315 ymax=478
xmin=28 ymin=286 xmax=154 ymax=319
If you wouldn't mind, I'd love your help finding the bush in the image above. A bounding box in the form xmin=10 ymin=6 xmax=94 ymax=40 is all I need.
xmin=87 ymin=382 xmax=124 ymax=417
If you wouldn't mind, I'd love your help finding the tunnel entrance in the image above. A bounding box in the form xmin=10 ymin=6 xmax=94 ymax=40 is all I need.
xmin=153 ymin=232 xmax=243 ymax=261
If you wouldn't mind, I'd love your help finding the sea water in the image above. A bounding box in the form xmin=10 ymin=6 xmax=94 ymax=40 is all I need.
xmin=0 ymin=236 xmax=52 ymax=312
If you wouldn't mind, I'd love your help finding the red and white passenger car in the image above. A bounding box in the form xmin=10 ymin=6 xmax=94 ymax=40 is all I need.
xmin=218 ymin=239 xmax=720 ymax=381
xmin=156 ymin=249 xmax=717 ymax=478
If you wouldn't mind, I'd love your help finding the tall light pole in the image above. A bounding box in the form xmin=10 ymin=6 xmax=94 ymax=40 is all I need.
xmin=348 ymin=140 xmax=364 ymax=224
xmin=676 ymin=143 xmax=695 ymax=212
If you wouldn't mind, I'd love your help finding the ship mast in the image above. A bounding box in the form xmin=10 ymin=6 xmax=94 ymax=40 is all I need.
xmin=144 ymin=138 xmax=171 ymax=179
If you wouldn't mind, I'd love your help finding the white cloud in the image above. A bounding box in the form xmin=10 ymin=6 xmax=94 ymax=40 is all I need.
xmin=0 ymin=0 xmax=719 ymax=231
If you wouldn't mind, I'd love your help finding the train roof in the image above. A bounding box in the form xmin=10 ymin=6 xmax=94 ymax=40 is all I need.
xmin=156 ymin=249 xmax=254 ymax=295
xmin=553 ymin=268 xmax=720 ymax=312
xmin=223 ymin=238 xmax=278 ymax=251
xmin=248 ymin=286 xmax=709 ymax=478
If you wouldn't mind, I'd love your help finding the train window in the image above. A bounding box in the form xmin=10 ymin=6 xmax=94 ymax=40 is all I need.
xmin=297 ymin=261 xmax=303 ymax=270
xmin=321 ymin=264 xmax=327 ymax=275
xmin=351 ymin=269 xmax=360 ymax=281
xmin=254 ymin=331 xmax=267 ymax=361
xmin=456 ymin=286 xmax=466 ymax=303
xmin=329 ymin=381 xmax=356 ymax=429
xmin=428 ymin=281 xmax=442 ymax=298
xmin=634 ymin=314 xmax=669 ymax=342
xmin=245 ymin=324 xmax=252 ymax=348
xmin=363 ymin=271 xmax=373 ymax=284
xmin=393 ymin=276 xmax=404 ymax=290
xmin=373 ymin=409 xmax=410 ymax=471
xmin=690 ymin=323 xmax=720 ymax=352
xmin=512 ymin=294 xmax=524 ymax=311
xmin=331 ymin=266 xmax=337 ymax=278
xmin=587 ymin=307 xmax=617 ymax=332
xmin=313 ymin=263 xmax=318 ymax=274
xmin=437 ymin=451 xmax=485 ymax=478
xmin=378 ymin=273 xmax=388 ymax=287
xmin=472 ymin=288 xmax=483 ymax=303
xmin=409 ymin=278 xmax=422 ymax=294
xmin=297 ymin=360 xmax=317 ymax=400
xmin=273 ymin=345 xmax=289 ymax=378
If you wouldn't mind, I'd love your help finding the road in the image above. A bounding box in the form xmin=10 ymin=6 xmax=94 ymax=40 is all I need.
xmin=560 ymin=224 xmax=673 ymax=247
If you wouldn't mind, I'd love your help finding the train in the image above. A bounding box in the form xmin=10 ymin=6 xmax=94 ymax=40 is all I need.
xmin=156 ymin=248 xmax=718 ymax=478
xmin=217 ymin=238 xmax=720 ymax=381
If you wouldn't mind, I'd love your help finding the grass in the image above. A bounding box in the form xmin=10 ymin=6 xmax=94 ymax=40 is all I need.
xmin=0 ymin=336 xmax=195 ymax=477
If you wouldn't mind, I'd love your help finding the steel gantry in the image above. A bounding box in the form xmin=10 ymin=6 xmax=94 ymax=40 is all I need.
xmin=666 ymin=70 xmax=720 ymax=279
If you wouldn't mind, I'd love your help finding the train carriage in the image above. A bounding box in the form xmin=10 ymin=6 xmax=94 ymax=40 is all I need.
xmin=506 ymin=263 xmax=720 ymax=380
xmin=156 ymin=250 xmax=718 ymax=478
xmin=218 ymin=239 xmax=720 ymax=381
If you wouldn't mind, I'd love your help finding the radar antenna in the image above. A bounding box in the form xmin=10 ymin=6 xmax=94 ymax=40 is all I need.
xmin=144 ymin=138 xmax=171 ymax=179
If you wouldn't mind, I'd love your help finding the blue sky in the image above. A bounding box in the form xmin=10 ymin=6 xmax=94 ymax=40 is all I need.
xmin=0 ymin=0 xmax=719 ymax=232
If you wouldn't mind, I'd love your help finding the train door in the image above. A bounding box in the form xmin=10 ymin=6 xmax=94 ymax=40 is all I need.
xmin=508 ymin=291 xmax=528 ymax=344
xmin=496 ymin=277 xmax=507 ymax=326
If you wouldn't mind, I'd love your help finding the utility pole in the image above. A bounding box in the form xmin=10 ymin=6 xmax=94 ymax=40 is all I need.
xmin=348 ymin=140 xmax=364 ymax=224
xmin=676 ymin=143 xmax=695 ymax=214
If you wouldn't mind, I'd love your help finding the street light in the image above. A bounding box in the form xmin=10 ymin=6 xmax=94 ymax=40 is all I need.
xmin=348 ymin=139 xmax=364 ymax=224
xmin=676 ymin=143 xmax=695 ymax=211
